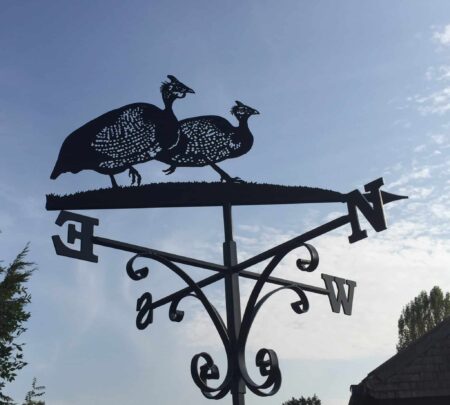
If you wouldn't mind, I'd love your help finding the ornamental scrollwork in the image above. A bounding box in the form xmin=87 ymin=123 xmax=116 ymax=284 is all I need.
xmin=237 ymin=243 xmax=318 ymax=396
xmin=125 ymin=243 xmax=319 ymax=398
xmin=126 ymin=253 xmax=233 ymax=399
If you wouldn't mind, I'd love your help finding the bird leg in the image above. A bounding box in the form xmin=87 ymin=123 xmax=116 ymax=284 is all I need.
xmin=163 ymin=165 xmax=177 ymax=175
xmin=209 ymin=163 xmax=244 ymax=183
xmin=128 ymin=166 xmax=142 ymax=186
xmin=109 ymin=174 xmax=119 ymax=188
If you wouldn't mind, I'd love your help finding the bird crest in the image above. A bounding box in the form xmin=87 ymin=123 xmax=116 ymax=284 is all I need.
xmin=230 ymin=100 xmax=259 ymax=119
xmin=161 ymin=75 xmax=195 ymax=99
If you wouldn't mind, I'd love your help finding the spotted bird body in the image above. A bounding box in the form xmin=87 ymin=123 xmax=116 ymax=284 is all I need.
xmin=92 ymin=104 xmax=160 ymax=170
xmin=158 ymin=101 xmax=259 ymax=182
xmin=166 ymin=116 xmax=250 ymax=166
xmin=50 ymin=76 xmax=194 ymax=187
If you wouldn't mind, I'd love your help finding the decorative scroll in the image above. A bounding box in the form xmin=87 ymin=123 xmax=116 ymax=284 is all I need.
xmin=125 ymin=253 xmax=232 ymax=399
xmin=236 ymin=243 xmax=318 ymax=396
xmin=124 ymin=244 xmax=319 ymax=398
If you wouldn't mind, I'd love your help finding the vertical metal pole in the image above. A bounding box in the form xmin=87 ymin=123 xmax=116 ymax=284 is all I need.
xmin=222 ymin=203 xmax=245 ymax=405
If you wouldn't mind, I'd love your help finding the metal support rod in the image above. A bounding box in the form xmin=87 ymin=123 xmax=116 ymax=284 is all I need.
xmin=149 ymin=270 xmax=326 ymax=312
xmin=93 ymin=236 xmax=227 ymax=272
xmin=240 ymin=270 xmax=328 ymax=295
xmin=149 ymin=272 xmax=225 ymax=310
xmin=223 ymin=203 xmax=246 ymax=405
xmin=232 ymin=214 xmax=349 ymax=273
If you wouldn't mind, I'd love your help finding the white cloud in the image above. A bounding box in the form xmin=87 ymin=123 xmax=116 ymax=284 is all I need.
xmin=389 ymin=166 xmax=432 ymax=187
xmin=430 ymin=203 xmax=450 ymax=220
xmin=433 ymin=25 xmax=450 ymax=46
xmin=425 ymin=65 xmax=450 ymax=81
xmin=414 ymin=144 xmax=426 ymax=152
xmin=430 ymin=133 xmax=447 ymax=144
xmin=412 ymin=86 xmax=450 ymax=115
xmin=410 ymin=28 xmax=450 ymax=115
xmin=392 ymin=119 xmax=411 ymax=129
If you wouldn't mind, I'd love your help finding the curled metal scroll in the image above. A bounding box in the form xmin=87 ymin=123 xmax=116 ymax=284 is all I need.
xmin=296 ymin=243 xmax=319 ymax=272
xmin=126 ymin=253 xmax=232 ymax=399
xmin=126 ymin=244 xmax=318 ymax=399
xmin=237 ymin=243 xmax=318 ymax=396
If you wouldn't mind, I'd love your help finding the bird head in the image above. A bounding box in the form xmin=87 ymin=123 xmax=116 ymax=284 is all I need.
xmin=161 ymin=75 xmax=195 ymax=100
xmin=50 ymin=152 xmax=82 ymax=179
xmin=230 ymin=100 xmax=260 ymax=120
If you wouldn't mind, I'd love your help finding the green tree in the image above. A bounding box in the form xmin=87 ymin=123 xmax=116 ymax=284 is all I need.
xmin=397 ymin=286 xmax=450 ymax=351
xmin=282 ymin=394 xmax=321 ymax=405
xmin=23 ymin=378 xmax=45 ymax=405
xmin=0 ymin=245 xmax=34 ymax=404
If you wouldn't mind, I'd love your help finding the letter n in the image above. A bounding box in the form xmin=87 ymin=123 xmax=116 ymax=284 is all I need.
xmin=347 ymin=177 xmax=387 ymax=243
xmin=322 ymin=274 xmax=357 ymax=316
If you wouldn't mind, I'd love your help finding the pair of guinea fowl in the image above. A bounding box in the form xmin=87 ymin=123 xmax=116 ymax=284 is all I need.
xmin=51 ymin=75 xmax=259 ymax=187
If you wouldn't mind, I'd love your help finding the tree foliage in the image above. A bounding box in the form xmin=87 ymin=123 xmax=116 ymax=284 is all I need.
xmin=282 ymin=394 xmax=321 ymax=405
xmin=397 ymin=286 xmax=450 ymax=351
xmin=23 ymin=378 xmax=45 ymax=405
xmin=0 ymin=245 xmax=34 ymax=404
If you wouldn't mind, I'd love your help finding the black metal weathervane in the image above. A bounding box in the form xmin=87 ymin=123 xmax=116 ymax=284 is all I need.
xmin=47 ymin=75 xmax=407 ymax=405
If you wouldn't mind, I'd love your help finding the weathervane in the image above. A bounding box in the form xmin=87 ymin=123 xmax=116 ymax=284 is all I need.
xmin=47 ymin=75 xmax=406 ymax=405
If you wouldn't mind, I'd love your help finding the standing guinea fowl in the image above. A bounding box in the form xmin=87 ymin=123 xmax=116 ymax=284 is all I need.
xmin=158 ymin=101 xmax=259 ymax=182
xmin=50 ymin=75 xmax=194 ymax=188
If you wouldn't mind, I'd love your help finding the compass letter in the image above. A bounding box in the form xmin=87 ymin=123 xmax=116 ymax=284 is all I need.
xmin=322 ymin=274 xmax=357 ymax=316
xmin=347 ymin=177 xmax=387 ymax=243
xmin=52 ymin=210 xmax=99 ymax=262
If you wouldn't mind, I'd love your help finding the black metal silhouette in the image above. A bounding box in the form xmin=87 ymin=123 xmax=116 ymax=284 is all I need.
xmin=46 ymin=181 xmax=406 ymax=211
xmin=50 ymin=177 xmax=407 ymax=405
xmin=50 ymin=75 xmax=194 ymax=188
xmin=158 ymin=101 xmax=258 ymax=183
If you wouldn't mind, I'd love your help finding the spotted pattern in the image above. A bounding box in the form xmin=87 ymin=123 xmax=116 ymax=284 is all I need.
xmin=170 ymin=118 xmax=242 ymax=165
xmin=92 ymin=107 xmax=161 ymax=169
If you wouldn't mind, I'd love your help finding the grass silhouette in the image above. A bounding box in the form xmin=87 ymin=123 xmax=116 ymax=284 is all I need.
xmin=46 ymin=181 xmax=346 ymax=210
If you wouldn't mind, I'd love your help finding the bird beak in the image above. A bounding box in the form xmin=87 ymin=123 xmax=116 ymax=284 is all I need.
xmin=186 ymin=87 xmax=195 ymax=94
xmin=253 ymin=109 xmax=260 ymax=115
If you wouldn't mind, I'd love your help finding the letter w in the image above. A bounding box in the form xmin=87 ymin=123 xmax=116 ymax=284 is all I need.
xmin=321 ymin=274 xmax=357 ymax=316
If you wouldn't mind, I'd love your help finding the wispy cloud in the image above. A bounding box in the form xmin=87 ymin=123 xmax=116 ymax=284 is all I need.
xmin=407 ymin=26 xmax=450 ymax=115
xmin=409 ymin=87 xmax=450 ymax=115
xmin=430 ymin=133 xmax=448 ymax=144
xmin=425 ymin=65 xmax=450 ymax=81
xmin=433 ymin=24 xmax=450 ymax=46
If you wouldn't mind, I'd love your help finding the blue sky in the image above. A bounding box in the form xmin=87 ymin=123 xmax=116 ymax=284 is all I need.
xmin=1 ymin=1 xmax=450 ymax=404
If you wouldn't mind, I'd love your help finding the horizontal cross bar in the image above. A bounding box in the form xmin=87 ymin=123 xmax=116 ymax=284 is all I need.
xmin=147 ymin=269 xmax=330 ymax=312
xmin=140 ymin=217 xmax=351 ymax=311
xmin=93 ymin=236 xmax=227 ymax=273
xmin=149 ymin=272 xmax=226 ymax=310
xmin=240 ymin=271 xmax=328 ymax=295
xmin=232 ymin=214 xmax=349 ymax=273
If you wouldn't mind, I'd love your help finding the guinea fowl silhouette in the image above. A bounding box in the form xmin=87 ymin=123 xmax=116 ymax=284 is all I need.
xmin=50 ymin=75 xmax=194 ymax=188
xmin=158 ymin=101 xmax=259 ymax=183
